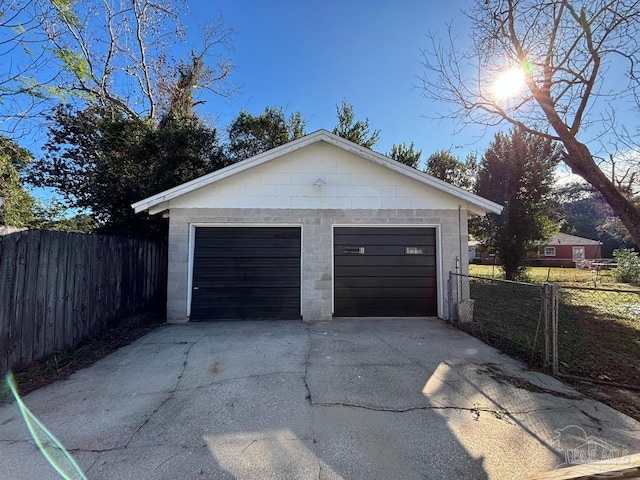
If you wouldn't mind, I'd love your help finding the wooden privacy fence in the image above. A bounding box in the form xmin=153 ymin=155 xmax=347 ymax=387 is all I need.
xmin=0 ymin=230 xmax=167 ymax=374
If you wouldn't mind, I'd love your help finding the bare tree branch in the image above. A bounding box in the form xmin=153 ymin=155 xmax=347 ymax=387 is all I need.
xmin=0 ymin=0 xmax=234 ymax=137
xmin=419 ymin=0 xmax=640 ymax=246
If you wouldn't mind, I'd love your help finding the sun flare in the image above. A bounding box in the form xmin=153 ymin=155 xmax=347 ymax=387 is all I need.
xmin=492 ymin=67 xmax=526 ymax=100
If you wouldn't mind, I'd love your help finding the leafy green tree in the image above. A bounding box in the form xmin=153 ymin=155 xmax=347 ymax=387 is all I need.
xmin=388 ymin=142 xmax=422 ymax=169
xmin=30 ymin=105 xmax=226 ymax=237
xmin=332 ymin=101 xmax=380 ymax=149
xmin=30 ymin=60 xmax=228 ymax=237
xmin=425 ymin=150 xmax=477 ymax=191
xmin=474 ymin=128 xmax=562 ymax=280
xmin=551 ymin=182 xmax=637 ymax=255
xmin=30 ymin=199 xmax=98 ymax=233
xmin=227 ymin=107 xmax=306 ymax=161
xmin=0 ymin=136 xmax=35 ymax=226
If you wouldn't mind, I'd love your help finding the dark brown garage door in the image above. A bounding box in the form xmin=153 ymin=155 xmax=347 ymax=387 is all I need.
xmin=334 ymin=227 xmax=437 ymax=317
xmin=191 ymin=227 xmax=301 ymax=321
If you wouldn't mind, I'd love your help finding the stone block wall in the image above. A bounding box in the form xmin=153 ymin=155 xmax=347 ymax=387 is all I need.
xmin=166 ymin=208 xmax=468 ymax=322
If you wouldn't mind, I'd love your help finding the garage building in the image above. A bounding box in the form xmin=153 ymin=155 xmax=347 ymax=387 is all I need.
xmin=132 ymin=130 xmax=502 ymax=322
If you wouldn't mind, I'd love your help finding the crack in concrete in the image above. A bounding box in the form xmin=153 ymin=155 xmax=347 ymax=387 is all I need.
xmin=82 ymin=452 xmax=100 ymax=476
xmin=69 ymin=445 xmax=128 ymax=454
xmin=303 ymin=325 xmax=313 ymax=405
xmin=372 ymin=332 xmax=418 ymax=365
xmin=124 ymin=335 xmax=206 ymax=448
xmin=240 ymin=439 xmax=256 ymax=455
xmin=509 ymin=405 xmax=578 ymax=415
xmin=312 ymin=400 xmax=490 ymax=414
xmin=581 ymin=408 xmax=604 ymax=428
xmin=324 ymin=400 xmax=512 ymax=423
xmin=477 ymin=364 xmax=584 ymax=400
xmin=304 ymin=324 xmax=319 ymax=451
xmin=309 ymin=400 xmax=572 ymax=424
xmin=154 ymin=450 xmax=180 ymax=471
xmin=0 ymin=439 xmax=33 ymax=446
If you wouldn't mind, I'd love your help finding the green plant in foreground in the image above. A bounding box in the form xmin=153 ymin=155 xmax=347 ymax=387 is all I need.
xmin=613 ymin=249 xmax=640 ymax=284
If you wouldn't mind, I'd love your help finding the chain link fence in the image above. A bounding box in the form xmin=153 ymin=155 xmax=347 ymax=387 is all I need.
xmin=450 ymin=272 xmax=640 ymax=387
xmin=449 ymin=273 xmax=549 ymax=367
xmin=558 ymin=286 xmax=640 ymax=385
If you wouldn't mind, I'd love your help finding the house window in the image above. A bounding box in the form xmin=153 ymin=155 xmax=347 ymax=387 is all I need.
xmin=544 ymin=247 xmax=556 ymax=257
xmin=474 ymin=249 xmax=482 ymax=259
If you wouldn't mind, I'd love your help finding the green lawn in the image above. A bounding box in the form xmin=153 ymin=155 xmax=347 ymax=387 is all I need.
xmin=469 ymin=264 xmax=619 ymax=286
xmin=557 ymin=287 xmax=640 ymax=383
xmin=464 ymin=265 xmax=640 ymax=385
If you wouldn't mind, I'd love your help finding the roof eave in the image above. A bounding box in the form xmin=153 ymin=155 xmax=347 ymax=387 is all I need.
xmin=132 ymin=130 xmax=330 ymax=213
xmin=131 ymin=129 xmax=504 ymax=216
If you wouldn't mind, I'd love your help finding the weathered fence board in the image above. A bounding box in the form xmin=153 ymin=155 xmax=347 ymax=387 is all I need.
xmin=0 ymin=230 xmax=167 ymax=374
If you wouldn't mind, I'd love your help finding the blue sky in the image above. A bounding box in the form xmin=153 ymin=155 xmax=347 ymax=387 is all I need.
xmin=184 ymin=0 xmax=487 ymax=163
xmin=20 ymin=0 xmax=638 ymax=202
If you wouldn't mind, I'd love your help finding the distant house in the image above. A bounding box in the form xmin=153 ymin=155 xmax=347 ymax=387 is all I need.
xmin=535 ymin=232 xmax=603 ymax=268
xmin=468 ymin=240 xmax=494 ymax=264
xmin=469 ymin=232 xmax=604 ymax=268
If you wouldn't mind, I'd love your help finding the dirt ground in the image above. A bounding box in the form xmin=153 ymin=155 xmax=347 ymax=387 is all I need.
xmin=567 ymin=379 xmax=640 ymax=422
xmin=7 ymin=323 xmax=162 ymax=399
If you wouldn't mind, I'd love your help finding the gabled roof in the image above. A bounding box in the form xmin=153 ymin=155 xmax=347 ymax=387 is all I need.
xmin=547 ymin=232 xmax=602 ymax=246
xmin=132 ymin=129 xmax=503 ymax=215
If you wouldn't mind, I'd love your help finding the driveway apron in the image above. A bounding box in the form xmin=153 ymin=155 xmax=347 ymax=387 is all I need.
xmin=1 ymin=319 xmax=639 ymax=479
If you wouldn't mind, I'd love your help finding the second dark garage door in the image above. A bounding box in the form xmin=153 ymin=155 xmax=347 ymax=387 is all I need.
xmin=334 ymin=227 xmax=437 ymax=317
xmin=191 ymin=227 xmax=301 ymax=321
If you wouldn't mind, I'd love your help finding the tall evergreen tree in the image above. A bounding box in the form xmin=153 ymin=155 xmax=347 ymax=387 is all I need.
xmin=388 ymin=142 xmax=422 ymax=169
xmin=425 ymin=150 xmax=477 ymax=191
xmin=332 ymin=101 xmax=380 ymax=149
xmin=474 ymin=128 xmax=562 ymax=280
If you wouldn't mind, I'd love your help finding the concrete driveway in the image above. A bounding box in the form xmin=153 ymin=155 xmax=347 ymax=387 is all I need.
xmin=1 ymin=319 xmax=639 ymax=479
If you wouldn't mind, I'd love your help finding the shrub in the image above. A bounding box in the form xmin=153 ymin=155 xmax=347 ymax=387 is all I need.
xmin=612 ymin=249 xmax=640 ymax=284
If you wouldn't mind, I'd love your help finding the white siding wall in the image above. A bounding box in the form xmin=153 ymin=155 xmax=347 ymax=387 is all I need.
xmin=168 ymin=142 xmax=468 ymax=211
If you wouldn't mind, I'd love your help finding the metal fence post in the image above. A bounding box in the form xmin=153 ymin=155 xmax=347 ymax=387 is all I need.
xmin=551 ymin=285 xmax=559 ymax=376
xmin=448 ymin=271 xmax=455 ymax=323
xmin=542 ymin=283 xmax=550 ymax=370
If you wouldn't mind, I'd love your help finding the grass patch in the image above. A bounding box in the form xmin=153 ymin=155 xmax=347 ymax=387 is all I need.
xmin=460 ymin=271 xmax=640 ymax=385
xmin=558 ymin=287 xmax=640 ymax=384
xmin=469 ymin=264 xmax=621 ymax=286
xmin=457 ymin=271 xmax=640 ymax=420
xmin=459 ymin=277 xmax=545 ymax=367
